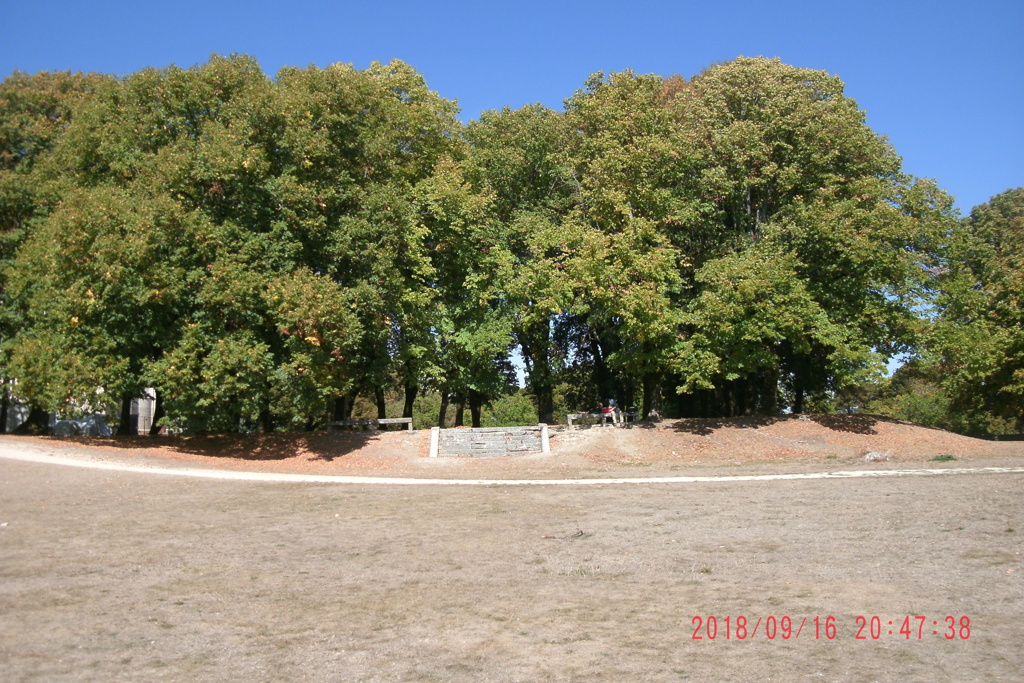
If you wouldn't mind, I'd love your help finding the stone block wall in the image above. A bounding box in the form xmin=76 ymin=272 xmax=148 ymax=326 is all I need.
xmin=431 ymin=425 xmax=549 ymax=457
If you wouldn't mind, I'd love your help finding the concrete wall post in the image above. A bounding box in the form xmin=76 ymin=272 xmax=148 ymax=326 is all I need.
xmin=429 ymin=426 xmax=440 ymax=458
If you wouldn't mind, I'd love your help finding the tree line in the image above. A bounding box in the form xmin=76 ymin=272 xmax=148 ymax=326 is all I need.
xmin=0 ymin=54 xmax=1020 ymax=434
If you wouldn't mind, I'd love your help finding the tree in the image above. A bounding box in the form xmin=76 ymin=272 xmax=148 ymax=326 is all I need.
xmin=466 ymin=105 xmax=577 ymax=423
xmin=861 ymin=360 xmax=1008 ymax=434
xmin=8 ymin=187 xmax=192 ymax=424
xmin=930 ymin=188 xmax=1024 ymax=431
xmin=666 ymin=57 xmax=953 ymax=415
xmin=0 ymin=70 xmax=111 ymax=430
xmin=0 ymin=55 xmax=971 ymax=432
xmin=7 ymin=56 xmax=368 ymax=432
xmin=561 ymin=71 xmax=692 ymax=418
xmin=274 ymin=59 xmax=465 ymax=424
xmin=6 ymin=55 xmax=469 ymax=432
xmin=416 ymin=156 xmax=518 ymax=427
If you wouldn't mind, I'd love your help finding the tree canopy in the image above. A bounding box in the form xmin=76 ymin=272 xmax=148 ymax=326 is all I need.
xmin=2 ymin=54 xmax=1013 ymax=435
xmin=928 ymin=187 xmax=1024 ymax=432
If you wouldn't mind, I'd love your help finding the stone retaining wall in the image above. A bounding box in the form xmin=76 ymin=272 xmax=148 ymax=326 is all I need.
xmin=430 ymin=425 xmax=550 ymax=457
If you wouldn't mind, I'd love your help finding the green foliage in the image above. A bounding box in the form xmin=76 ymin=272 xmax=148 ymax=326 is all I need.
xmin=865 ymin=360 xmax=1015 ymax=435
xmin=465 ymin=104 xmax=578 ymax=422
xmin=2 ymin=55 xmax=468 ymax=431
xmin=910 ymin=187 xmax=1024 ymax=434
xmin=928 ymin=188 xmax=1024 ymax=432
xmin=871 ymin=374 xmax=956 ymax=429
xmin=418 ymin=154 xmax=517 ymax=411
xmin=0 ymin=54 xmax=1002 ymax=435
xmin=154 ymin=329 xmax=274 ymax=433
xmin=481 ymin=391 xmax=539 ymax=427
xmin=664 ymin=58 xmax=955 ymax=414
xmin=8 ymin=185 xmax=186 ymax=411
xmin=0 ymin=71 xmax=115 ymax=413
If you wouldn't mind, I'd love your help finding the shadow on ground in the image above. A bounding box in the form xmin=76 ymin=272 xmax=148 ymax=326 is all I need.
xmin=668 ymin=415 xmax=789 ymax=436
xmin=809 ymin=413 xmax=880 ymax=434
xmin=38 ymin=431 xmax=385 ymax=462
xmin=664 ymin=414 xmax=887 ymax=436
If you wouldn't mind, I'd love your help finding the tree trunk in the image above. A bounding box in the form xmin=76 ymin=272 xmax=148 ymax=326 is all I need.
xmin=333 ymin=393 xmax=355 ymax=421
xmin=402 ymin=382 xmax=418 ymax=419
xmin=116 ymin=394 xmax=135 ymax=436
xmin=642 ymin=373 xmax=663 ymax=420
xmin=148 ymin=390 xmax=165 ymax=436
xmin=437 ymin=393 xmax=449 ymax=428
xmin=0 ymin=380 xmax=8 ymax=434
xmin=792 ymin=370 xmax=806 ymax=414
xmin=259 ymin=407 xmax=275 ymax=433
xmin=762 ymin=367 xmax=779 ymax=414
xmin=590 ymin=332 xmax=613 ymax=406
xmin=535 ymin=385 xmax=554 ymax=425
xmin=787 ymin=349 xmax=808 ymax=414
xmin=736 ymin=378 xmax=748 ymax=416
xmin=454 ymin=397 xmax=465 ymax=427
xmin=468 ymin=389 xmax=484 ymax=428
xmin=521 ymin=320 xmax=555 ymax=425
xmin=374 ymin=387 xmax=386 ymax=420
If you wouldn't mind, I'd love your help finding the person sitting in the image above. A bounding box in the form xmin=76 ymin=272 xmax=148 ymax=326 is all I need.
xmin=601 ymin=398 xmax=620 ymax=425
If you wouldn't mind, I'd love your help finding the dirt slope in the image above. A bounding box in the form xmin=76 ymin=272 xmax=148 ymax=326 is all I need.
xmin=5 ymin=414 xmax=1021 ymax=479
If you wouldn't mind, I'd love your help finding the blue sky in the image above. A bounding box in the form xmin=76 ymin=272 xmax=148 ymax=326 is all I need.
xmin=1 ymin=0 xmax=1020 ymax=213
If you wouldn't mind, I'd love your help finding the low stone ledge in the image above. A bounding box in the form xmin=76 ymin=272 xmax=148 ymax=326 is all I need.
xmin=429 ymin=424 xmax=550 ymax=458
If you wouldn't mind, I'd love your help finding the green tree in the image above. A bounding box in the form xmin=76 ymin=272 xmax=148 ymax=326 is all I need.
xmin=0 ymin=70 xmax=111 ymax=430
xmin=561 ymin=71 xmax=693 ymax=417
xmin=1 ymin=54 xmax=971 ymax=434
xmin=417 ymin=155 xmax=518 ymax=427
xmin=8 ymin=56 xmax=364 ymax=431
xmin=7 ymin=55 xmax=466 ymax=432
xmin=275 ymin=59 xmax=464 ymax=423
xmin=8 ymin=186 xmax=189 ymax=413
xmin=855 ymin=357 xmax=1019 ymax=435
xmin=466 ymin=105 xmax=577 ymax=423
xmin=930 ymin=188 xmax=1024 ymax=431
xmin=667 ymin=57 xmax=952 ymax=414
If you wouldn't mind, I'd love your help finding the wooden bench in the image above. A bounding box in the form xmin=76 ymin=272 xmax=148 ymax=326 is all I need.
xmin=328 ymin=417 xmax=413 ymax=433
xmin=567 ymin=411 xmax=618 ymax=428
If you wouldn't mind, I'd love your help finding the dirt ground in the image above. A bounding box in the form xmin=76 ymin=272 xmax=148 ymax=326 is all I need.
xmin=1 ymin=416 xmax=1022 ymax=681
xmin=7 ymin=413 xmax=1024 ymax=481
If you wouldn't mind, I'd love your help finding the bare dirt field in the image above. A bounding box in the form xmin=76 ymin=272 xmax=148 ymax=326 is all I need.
xmin=1 ymin=415 xmax=1022 ymax=681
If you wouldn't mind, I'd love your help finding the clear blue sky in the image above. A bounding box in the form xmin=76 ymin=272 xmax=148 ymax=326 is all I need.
xmin=1 ymin=0 xmax=1020 ymax=213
